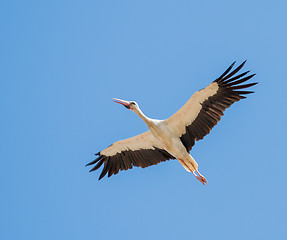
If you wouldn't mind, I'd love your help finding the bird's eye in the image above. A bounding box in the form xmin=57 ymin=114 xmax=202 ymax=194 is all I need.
xmin=130 ymin=102 xmax=135 ymax=105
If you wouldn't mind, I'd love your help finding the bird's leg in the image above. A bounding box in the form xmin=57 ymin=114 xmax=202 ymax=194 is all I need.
xmin=178 ymin=158 xmax=207 ymax=185
xmin=192 ymin=170 xmax=207 ymax=185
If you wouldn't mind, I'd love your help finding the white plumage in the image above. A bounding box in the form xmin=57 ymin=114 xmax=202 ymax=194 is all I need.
xmin=87 ymin=61 xmax=257 ymax=184
xmin=101 ymin=131 xmax=160 ymax=156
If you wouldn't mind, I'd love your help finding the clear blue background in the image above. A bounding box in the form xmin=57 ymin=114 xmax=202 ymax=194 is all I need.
xmin=1 ymin=1 xmax=286 ymax=239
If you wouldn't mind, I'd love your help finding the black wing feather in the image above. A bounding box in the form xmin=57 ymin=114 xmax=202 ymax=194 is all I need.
xmin=87 ymin=147 xmax=175 ymax=180
xmin=181 ymin=61 xmax=257 ymax=152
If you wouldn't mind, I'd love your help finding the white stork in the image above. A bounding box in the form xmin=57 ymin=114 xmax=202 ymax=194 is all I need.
xmin=87 ymin=61 xmax=257 ymax=185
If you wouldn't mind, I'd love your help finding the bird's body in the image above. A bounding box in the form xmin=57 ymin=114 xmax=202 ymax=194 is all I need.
xmin=87 ymin=61 xmax=257 ymax=184
xmin=147 ymin=120 xmax=198 ymax=173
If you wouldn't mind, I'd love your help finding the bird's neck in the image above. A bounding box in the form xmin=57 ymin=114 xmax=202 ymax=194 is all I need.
xmin=133 ymin=107 xmax=152 ymax=126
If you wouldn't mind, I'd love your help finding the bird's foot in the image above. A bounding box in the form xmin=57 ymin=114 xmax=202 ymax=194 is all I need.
xmin=196 ymin=175 xmax=207 ymax=185
xmin=194 ymin=169 xmax=207 ymax=185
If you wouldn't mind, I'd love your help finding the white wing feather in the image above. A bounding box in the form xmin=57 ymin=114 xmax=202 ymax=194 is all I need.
xmin=166 ymin=82 xmax=219 ymax=137
xmin=101 ymin=130 xmax=162 ymax=156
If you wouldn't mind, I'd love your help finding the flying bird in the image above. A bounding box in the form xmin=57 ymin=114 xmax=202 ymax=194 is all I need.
xmin=87 ymin=61 xmax=257 ymax=184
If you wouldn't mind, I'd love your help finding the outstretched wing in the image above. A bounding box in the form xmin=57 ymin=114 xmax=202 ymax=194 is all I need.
xmin=87 ymin=131 xmax=175 ymax=180
xmin=166 ymin=61 xmax=257 ymax=152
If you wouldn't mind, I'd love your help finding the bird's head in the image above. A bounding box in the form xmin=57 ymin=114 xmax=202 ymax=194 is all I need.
xmin=113 ymin=98 xmax=138 ymax=111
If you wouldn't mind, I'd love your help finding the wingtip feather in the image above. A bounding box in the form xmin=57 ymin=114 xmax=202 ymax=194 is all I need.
xmin=86 ymin=155 xmax=102 ymax=167
xmin=221 ymin=61 xmax=248 ymax=81
xmin=98 ymin=173 xmax=105 ymax=180
xmin=215 ymin=61 xmax=236 ymax=81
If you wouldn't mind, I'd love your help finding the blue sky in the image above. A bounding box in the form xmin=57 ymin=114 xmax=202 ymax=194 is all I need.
xmin=1 ymin=0 xmax=287 ymax=239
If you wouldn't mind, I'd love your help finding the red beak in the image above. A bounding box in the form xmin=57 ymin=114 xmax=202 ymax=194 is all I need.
xmin=113 ymin=98 xmax=131 ymax=109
